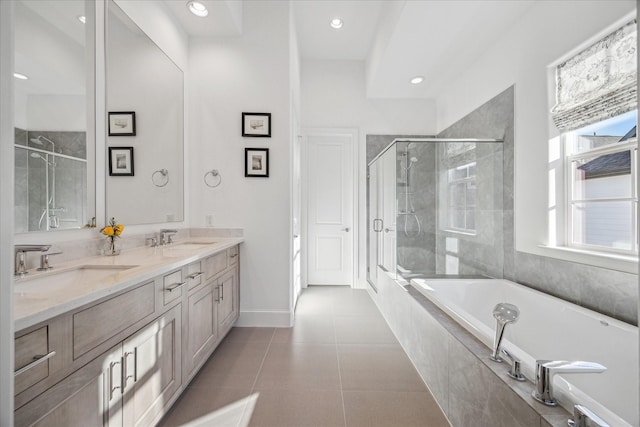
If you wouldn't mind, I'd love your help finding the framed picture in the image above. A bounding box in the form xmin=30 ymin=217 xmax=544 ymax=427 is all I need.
xmin=242 ymin=112 xmax=271 ymax=137
xmin=108 ymin=111 xmax=136 ymax=136
xmin=108 ymin=147 xmax=134 ymax=176
xmin=245 ymin=148 xmax=269 ymax=177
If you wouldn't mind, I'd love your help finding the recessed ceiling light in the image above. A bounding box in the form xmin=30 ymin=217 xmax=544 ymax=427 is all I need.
xmin=410 ymin=76 xmax=425 ymax=85
xmin=187 ymin=0 xmax=208 ymax=17
xmin=330 ymin=18 xmax=343 ymax=29
xmin=14 ymin=72 xmax=28 ymax=80
xmin=77 ymin=15 xmax=86 ymax=24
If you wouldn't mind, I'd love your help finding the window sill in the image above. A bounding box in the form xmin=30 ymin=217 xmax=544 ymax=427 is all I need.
xmin=537 ymin=245 xmax=638 ymax=274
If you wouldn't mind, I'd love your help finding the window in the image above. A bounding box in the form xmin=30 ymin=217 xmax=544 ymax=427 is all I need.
xmin=551 ymin=20 xmax=637 ymax=257
xmin=447 ymin=161 xmax=476 ymax=233
xmin=565 ymin=111 xmax=637 ymax=254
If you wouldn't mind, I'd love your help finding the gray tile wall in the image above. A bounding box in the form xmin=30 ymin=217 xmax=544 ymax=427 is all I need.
xmin=366 ymin=86 xmax=638 ymax=325
xmin=14 ymin=128 xmax=88 ymax=232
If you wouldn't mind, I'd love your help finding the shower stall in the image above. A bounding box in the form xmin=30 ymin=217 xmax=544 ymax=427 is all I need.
xmin=15 ymin=131 xmax=88 ymax=232
xmin=367 ymin=138 xmax=504 ymax=289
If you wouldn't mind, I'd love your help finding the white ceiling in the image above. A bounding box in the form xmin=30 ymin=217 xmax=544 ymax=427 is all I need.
xmin=166 ymin=0 xmax=535 ymax=99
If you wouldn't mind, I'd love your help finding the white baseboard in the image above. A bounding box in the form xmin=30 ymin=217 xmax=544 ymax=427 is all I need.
xmin=235 ymin=309 xmax=293 ymax=328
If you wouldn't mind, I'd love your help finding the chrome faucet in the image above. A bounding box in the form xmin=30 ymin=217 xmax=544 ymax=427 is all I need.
xmin=568 ymin=405 xmax=610 ymax=427
xmin=500 ymin=348 xmax=526 ymax=381
xmin=15 ymin=245 xmax=51 ymax=277
xmin=159 ymin=229 xmax=178 ymax=246
xmin=532 ymin=360 xmax=606 ymax=406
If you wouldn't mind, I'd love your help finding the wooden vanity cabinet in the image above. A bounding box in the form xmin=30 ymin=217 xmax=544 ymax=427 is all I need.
xmin=217 ymin=266 xmax=239 ymax=336
xmin=15 ymin=244 xmax=240 ymax=427
xmin=15 ymin=305 xmax=182 ymax=427
xmin=183 ymin=247 xmax=240 ymax=382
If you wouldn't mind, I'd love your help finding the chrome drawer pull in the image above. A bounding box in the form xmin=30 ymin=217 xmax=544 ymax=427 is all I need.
xmin=109 ymin=358 xmax=122 ymax=400
xmin=187 ymin=272 xmax=203 ymax=280
xmin=14 ymin=351 xmax=56 ymax=376
xmin=166 ymin=282 xmax=186 ymax=292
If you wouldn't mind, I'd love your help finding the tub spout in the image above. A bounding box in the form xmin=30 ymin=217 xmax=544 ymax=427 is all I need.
xmin=489 ymin=302 xmax=519 ymax=363
xmin=532 ymin=360 xmax=606 ymax=406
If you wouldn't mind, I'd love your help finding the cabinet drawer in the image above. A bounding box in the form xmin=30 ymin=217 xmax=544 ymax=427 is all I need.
xmin=163 ymin=269 xmax=184 ymax=305
xmin=186 ymin=261 xmax=204 ymax=291
xmin=227 ymin=246 xmax=239 ymax=266
xmin=204 ymin=252 xmax=227 ymax=281
xmin=73 ymin=282 xmax=155 ymax=358
xmin=15 ymin=326 xmax=50 ymax=395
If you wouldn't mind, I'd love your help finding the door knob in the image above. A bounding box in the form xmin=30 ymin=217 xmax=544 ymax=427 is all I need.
xmin=343 ymin=227 xmax=350 ymax=232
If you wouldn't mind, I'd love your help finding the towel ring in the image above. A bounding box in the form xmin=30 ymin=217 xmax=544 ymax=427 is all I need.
xmin=152 ymin=168 xmax=169 ymax=187
xmin=204 ymin=169 xmax=222 ymax=188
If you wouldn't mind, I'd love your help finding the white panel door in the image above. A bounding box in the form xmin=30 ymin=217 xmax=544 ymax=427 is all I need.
xmin=307 ymin=132 xmax=354 ymax=286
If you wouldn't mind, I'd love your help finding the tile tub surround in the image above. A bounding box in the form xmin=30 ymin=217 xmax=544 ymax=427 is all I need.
xmin=373 ymin=269 xmax=571 ymax=427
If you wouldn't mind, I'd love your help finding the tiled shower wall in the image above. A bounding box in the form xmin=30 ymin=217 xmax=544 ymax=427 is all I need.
xmin=15 ymin=128 xmax=88 ymax=233
xmin=367 ymin=86 xmax=638 ymax=325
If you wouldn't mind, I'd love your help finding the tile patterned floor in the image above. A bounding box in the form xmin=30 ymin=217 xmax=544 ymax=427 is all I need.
xmin=159 ymin=286 xmax=450 ymax=427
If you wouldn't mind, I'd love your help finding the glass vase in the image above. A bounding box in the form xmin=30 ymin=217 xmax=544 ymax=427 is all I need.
xmin=105 ymin=237 xmax=120 ymax=256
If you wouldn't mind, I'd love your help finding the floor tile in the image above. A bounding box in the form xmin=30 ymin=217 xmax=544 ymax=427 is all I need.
xmin=158 ymin=387 xmax=254 ymax=427
xmin=331 ymin=289 xmax=380 ymax=317
xmin=224 ymin=326 xmax=276 ymax=343
xmin=162 ymin=287 xmax=449 ymax=426
xmin=334 ymin=315 xmax=397 ymax=345
xmin=338 ymin=344 xmax=427 ymax=392
xmin=343 ymin=390 xmax=449 ymax=427
xmin=249 ymin=389 xmax=345 ymax=427
xmin=189 ymin=341 xmax=270 ymax=389
xmin=272 ymin=313 xmax=336 ymax=344
xmin=254 ymin=342 xmax=341 ymax=391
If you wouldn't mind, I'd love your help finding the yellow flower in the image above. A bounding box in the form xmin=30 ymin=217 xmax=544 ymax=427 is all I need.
xmin=114 ymin=224 xmax=124 ymax=236
xmin=102 ymin=226 xmax=115 ymax=237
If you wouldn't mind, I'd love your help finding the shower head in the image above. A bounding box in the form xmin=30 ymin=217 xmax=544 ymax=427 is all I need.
xmin=492 ymin=302 xmax=520 ymax=325
xmin=490 ymin=302 xmax=520 ymax=363
xmin=30 ymin=152 xmax=55 ymax=166
xmin=30 ymin=136 xmax=57 ymax=153
xmin=406 ymin=156 xmax=419 ymax=170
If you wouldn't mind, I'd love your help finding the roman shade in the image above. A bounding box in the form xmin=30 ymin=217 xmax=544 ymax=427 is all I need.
xmin=551 ymin=20 xmax=637 ymax=132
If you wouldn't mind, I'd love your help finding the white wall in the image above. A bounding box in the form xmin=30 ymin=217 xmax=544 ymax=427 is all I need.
xmin=301 ymin=59 xmax=437 ymax=287
xmin=188 ymin=1 xmax=293 ymax=326
xmin=0 ymin=2 xmax=15 ymax=424
xmin=435 ymin=1 xmax=636 ymax=271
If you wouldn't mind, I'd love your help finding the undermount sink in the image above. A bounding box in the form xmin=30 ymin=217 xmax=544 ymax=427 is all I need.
xmin=14 ymin=264 xmax=139 ymax=297
xmin=171 ymin=241 xmax=217 ymax=248
xmin=161 ymin=241 xmax=218 ymax=256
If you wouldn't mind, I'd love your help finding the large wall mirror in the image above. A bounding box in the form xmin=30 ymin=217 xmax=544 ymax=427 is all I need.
xmin=106 ymin=1 xmax=184 ymax=225
xmin=14 ymin=0 xmax=96 ymax=233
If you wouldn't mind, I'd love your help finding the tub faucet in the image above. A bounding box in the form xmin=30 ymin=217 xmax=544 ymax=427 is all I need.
xmin=568 ymin=405 xmax=610 ymax=427
xmin=15 ymin=244 xmax=51 ymax=277
xmin=500 ymin=348 xmax=526 ymax=381
xmin=532 ymin=360 xmax=606 ymax=406
xmin=489 ymin=302 xmax=520 ymax=363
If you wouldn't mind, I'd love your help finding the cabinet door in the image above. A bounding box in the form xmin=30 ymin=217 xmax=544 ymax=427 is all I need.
xmin=15 ymin=345 xmax=122 ymax=427
xmin=217 ymin=268 xmax=238 ymax=335
xmin=183 ymin=282 xmax=218 ymax=380
xmin=122 ymin=304 xmax=182 ymax=427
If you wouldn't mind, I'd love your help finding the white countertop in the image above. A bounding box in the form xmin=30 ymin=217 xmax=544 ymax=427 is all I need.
xmin=14 ymin=237 xmax=243 ymax=331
